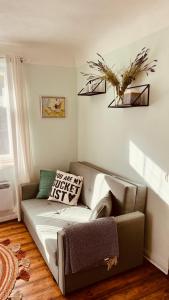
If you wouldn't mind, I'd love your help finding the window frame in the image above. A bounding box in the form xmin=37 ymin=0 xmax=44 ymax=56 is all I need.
xmin=0 ymin=58 xmax=14 ymax=167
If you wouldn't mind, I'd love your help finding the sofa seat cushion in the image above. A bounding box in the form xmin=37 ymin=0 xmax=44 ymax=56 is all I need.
xmin=21 ymin=199 xmax=91 ymax=281
xmin=21 ymin=199 xmax=92 ymax=225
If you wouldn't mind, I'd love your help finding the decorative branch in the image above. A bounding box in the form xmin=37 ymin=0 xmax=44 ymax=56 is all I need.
xmin=81 ymin=48 xmax=157 ymax=99
xmin=81 ymin=53 xmax=120 ymax=92
xmin=120 ymin=48 xmax=157 ymax=95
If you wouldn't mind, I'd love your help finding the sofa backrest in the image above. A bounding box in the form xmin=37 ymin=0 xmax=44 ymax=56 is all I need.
xmin=81 ymin=161 xmax=147 ymax=214
xmin=69 ymin=162 xmax=147 ymax=215
xmin=69 ymin=162 xmax=111 ymax=210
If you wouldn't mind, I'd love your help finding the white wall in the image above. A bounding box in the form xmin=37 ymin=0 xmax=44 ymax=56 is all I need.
xmin=77 ymin=26 xmax=169 ymax=273
xmin=25 ymin=63 xmax=77 ymax=178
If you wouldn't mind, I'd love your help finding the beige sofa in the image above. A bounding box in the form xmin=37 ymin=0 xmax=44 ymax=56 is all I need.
xmin=21 ymin=161 xmax=147 ymax=295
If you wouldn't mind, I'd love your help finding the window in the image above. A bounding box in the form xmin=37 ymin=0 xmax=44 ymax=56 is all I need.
xmin=0 ymin=58 xmax=13 ymax=166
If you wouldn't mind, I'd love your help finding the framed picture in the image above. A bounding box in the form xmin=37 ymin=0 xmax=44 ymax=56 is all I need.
xmin=41 ymin=96 xmax=65 ymax=118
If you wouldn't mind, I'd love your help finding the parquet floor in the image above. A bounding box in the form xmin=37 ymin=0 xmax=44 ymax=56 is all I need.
xmin=0 ymin=220 xmax=169 ymax=300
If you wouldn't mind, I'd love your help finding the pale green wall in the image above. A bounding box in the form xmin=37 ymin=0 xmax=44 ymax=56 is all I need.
xmin=25 ymin=64 xmax=77 ymax=178
xmin=77 ymin=26 xmax=169 ymax=273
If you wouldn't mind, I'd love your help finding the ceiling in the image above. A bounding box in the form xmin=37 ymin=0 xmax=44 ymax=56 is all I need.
xmin=0 ymin=0 xmax=169 ymax=56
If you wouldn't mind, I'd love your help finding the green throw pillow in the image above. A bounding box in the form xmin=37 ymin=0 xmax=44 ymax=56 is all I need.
xmin=36 ymin=170 xmax=56 ymax=199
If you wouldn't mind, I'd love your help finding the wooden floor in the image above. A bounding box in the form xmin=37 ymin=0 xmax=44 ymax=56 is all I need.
xmin=0 ymin=221 xmax=169 ymax=300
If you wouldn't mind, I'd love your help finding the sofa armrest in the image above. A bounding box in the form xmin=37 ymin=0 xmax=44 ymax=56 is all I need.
xmin=115 ymin=211 xmax=145 ymax=265
xmin=57 ymin=211 xmax=145 ymax=295
xmin=20 ymin=182 xmax=39 ymax=200
xmin=115 ymin=210 xmax=144 ymax=227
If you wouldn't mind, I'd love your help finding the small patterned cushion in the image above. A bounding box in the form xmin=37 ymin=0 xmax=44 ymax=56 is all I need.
xmin=48 ymin=170 xmax=83 ymax=206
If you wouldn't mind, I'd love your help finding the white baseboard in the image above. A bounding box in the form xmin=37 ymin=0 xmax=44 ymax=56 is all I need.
xmin=144 ymin=251 xmax=168 ymax=275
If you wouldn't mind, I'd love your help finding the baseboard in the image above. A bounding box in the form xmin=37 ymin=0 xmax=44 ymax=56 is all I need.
xmin=144 ymin=251 xmax=168 ymax=275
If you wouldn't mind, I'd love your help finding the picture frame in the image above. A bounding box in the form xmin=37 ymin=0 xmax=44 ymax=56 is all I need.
xmin=41 ymin=96 xmax=65 ymax=118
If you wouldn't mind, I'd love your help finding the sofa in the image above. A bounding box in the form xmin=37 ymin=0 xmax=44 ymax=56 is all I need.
xmin=21 ymin=161 xmax=147 ymax=295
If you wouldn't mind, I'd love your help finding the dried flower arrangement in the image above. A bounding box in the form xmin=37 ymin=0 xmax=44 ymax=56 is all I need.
xmin=81 ymin=48 xmax=157 ymax=104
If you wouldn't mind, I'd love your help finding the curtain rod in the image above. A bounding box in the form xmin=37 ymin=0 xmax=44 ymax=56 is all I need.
xmin=0 ymin=56 xmax=24 ymax=62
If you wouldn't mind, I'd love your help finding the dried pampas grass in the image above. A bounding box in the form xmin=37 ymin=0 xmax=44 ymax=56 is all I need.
xmin=81 ymin=48 xmax=157 ymax=99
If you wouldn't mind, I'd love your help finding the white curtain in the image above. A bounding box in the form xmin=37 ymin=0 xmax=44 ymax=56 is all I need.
xmin=0 ymin=56 xmax=32 ymax=220
xmin=6 ymin=56 xmax=32 ymax=183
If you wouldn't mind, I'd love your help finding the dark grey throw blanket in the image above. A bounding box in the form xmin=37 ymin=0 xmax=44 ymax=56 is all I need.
xmin=64 ymin=217 xmax=119 ymax=275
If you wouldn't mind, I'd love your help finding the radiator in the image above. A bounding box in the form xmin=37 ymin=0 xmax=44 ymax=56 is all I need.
xmin=0 ymin=181 xmax=14 ymax=211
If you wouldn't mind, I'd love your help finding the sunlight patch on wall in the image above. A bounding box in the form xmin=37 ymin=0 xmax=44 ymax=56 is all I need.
xmin=129 ymin=141 xmax=169 ymax=205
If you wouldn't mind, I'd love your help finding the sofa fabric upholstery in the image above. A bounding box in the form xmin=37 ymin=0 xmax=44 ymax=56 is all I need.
xmin=81 ymin=161 xmax=147 ymax=213
xmin=21 ymin=199 xmax=92 ymax=282
xmin=70 ymin=162 xmax=146 ymax=215
xmin=104 ymin=175 xmax=137 ymax=215
xmin=89 ymin=193 xmax=112 ymax=220
xmin=21 ymin=161 xmax=146 ymax=295
xmin=21 ymin=182 xmax=39 ymax=200
xmin=58 ymin=211 xmax=144 ymax=294
xmin=69 ymin=162 xmax=112 ymax=210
